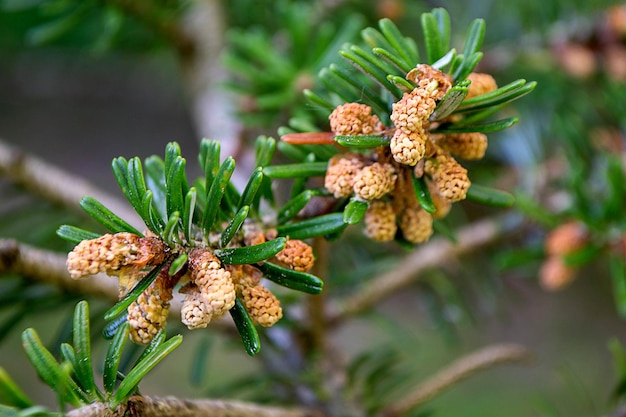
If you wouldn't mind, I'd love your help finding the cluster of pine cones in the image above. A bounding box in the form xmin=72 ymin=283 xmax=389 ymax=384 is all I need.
xmin=324 ymin=64 xmax=497 ymax=244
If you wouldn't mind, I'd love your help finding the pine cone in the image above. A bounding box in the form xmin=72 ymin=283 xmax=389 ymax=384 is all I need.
xmin=390 ymin=86 xmax=437 ymax=166
xmin=424 ymin=152 xmax=471 ymax=202
xmin=465 ymin=72 xmax=498 ymax=99
xmin=324 ymin=153 xmax=368 ymax=198
xmin=127 ymin=265 xmax=174 ymax=344
xmin=545 ymin=221 xmax=588 ymax=256
xmin=353 ymin=163 xmax=397 ymax=200
xmin=188 ymin=248 xmax=236 ymax=319
xmin=364 ymin=200 xmax=397 ymax=242
xmin=406 ymin=64 xmax=452 ymax=100
xmin=539 ymin=257 xmax=577 ymax=291
xmin=435 ymin=132 xmax=488 ymax=160
xmin=427 ymin=186 xmax=451 ymax=221
xmin=241 ymin=285 xmax=283 ymax=327
xmin=67 ymin=233 xmax=166 ymax=279
xmin=275 ymin=239 xmax=315 ymax=272
xmin=329 ymin=103 xmax=383 ymax=136
xmin=180 ymin=284 xmax=213 ymax=329
xmin=399 ymin=207 xmax=433 ymax=244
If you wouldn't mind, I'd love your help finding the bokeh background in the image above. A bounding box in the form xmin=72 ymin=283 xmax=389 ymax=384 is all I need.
xmin=1 ymin=1 xmax=626 ymax=416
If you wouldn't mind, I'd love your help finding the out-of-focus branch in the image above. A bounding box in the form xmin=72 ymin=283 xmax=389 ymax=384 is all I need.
xmin=0 ymin=239 xmax=242 ymax=329
xmin=181 ymin=0 xmax=252 ymax=188
xmin=0 ymin=238 xmax=119 ymax=300
xmin=68 ymin=395 xmax=322 ymax=417
xmin=328 ymin=214 xmax=522 ymax=324
xmin=100 ymin=0 xmax=194 ymax=57
xmin=379 ymin=343 xmax=532 ymax=417
xmin=0 ymin=139 xmax=141 ymax=228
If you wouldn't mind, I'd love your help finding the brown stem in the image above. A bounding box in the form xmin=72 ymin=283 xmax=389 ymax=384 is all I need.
xmin=0 ymin=139 xmax=140 ymax=228
xmin=0 ymin=238 xmax=119 ymax=300
xmin=306 ymin=236 xmax=330 ymax=351
xmin=379 ymin=344 xmax=532 ymax=417
xmin=327 ymin=215 xmax=521 ymax=324
xmin=67 ymin=395 xmax=322 ymax=417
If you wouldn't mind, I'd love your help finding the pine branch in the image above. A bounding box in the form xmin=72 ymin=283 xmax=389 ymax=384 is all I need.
xmin=98 ymin=0 xmax=194 ymax=56
xmin=67 ymin=395 xmax=321 ymax=417
xmin=0 ymin=238 xmax=119 ymax=300
xmin=0 ymin=139 xmax=141 ymax=228
xmin=0 ymin=239 xmax=243 ymax=330
xmin=379 ymin=344 xmax=532 ymax=417
xmin=181 ymin=0 xmax=249 ymax=188
xmin=327 ymin=214 xmax=522 ymax=324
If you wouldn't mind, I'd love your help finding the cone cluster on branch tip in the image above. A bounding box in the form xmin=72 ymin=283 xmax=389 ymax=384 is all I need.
xmin=323 ymin=65 xmax=498 ymax=244
xmin=329 ymin=102 xmax=384 ymax=136
xmin=66 ymin=228 xmax=315 ymax=343
xmin=539 ymin=221 xmax=588 ymax=291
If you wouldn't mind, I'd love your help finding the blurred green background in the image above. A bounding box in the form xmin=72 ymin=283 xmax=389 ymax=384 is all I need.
xmin=1 ymin=1 xmax=625 ymax=416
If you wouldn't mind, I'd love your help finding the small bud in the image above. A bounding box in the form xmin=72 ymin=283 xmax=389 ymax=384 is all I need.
xmin=180 ymin=284 xmax=213 ymax=329
xmin=188 ymin=248 xmax=236 ymax=319
xmin=545 ymin=222 xmax=588 ymax=256
xmin=465 ymin=72 xmax=498 ymax=99
xmin=391 ymin=87 xmax=437 ymax=133
xmin=324 ymin=153 xmax=368 ymax=198
xmin=66 ymin=233 xmax=166 ymax=280
xmin=390 ymin=86 xmax=437 ymax=166
xmin=406 ymin=64 xmax=452 ymax=100
xmin=399 ymin=207 xmax=433 ymax=244
xmin=434 ymin=132 xmax=488 ymax=160
xmin=329 ymin=103 xmax=383 ymax=136
xmin=390 ymin=130 xmax=427 ymax=166
xmin=275 ymin=239 xmax=315 ymax=272
xmin=353 ymin=163 xmax=397 ymax=200
xmin=364 ymin=200 xmax=397 ymax=242
xmin=424 ymin=152 xmax=471 ymax=202
xmin=241 ymin=285 xmax=283 ymax=327
xmin=539 ymin=257 xmax=577 ymax=291
xmin=127 ymin=267 xmax=174 ymax=345
xmin=427 ymin=180 xmax=452 ymax=219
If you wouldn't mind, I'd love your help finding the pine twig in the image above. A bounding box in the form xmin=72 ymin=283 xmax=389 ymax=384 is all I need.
xmin=379 ymin=344 xmax=532 ymax=417
xmin=327 ymin=214 xmax=522 ymax=324
xmin=0 ymin=238 xmax=119 ymax=300
xmin=67 ymin=395 xmax=322 ymax=417
xmin=0 ymin=139 xmax=141 ymax=228
xmin=181 ymin=0 xmax=249 ymax=188
xmin=0 ymin=239 xmax=241 ymax=330
xmin=99 ymin=0 xmax=194 ymax=56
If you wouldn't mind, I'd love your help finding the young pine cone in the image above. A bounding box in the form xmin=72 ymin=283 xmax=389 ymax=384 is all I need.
xmin=428 ymin=180 xmax=452 ymax=220
xmin=545 ymin=222 xmax=588 ymax=257
xmin=127 ymin=267 xmax=174 ymax=344
xmin=390 ymin=87 xmax=437 ymax=166
xmin=364 ymin=200 xmax=397 ymax=242
xmin=435 ymin=132 xmax=488 ymax=160
xmin=539 ymin=257 xmax=577 ymax=291
xmin=465 ymin=72 xmax=498 ymax=99
xmin=180 ymin=284 xmax=213 ymax=329
xmin=241 ymin=285 xmax=282 ymax=327
xmin=329 ymin=103 xmax=383 ymax=136
xmin=399 ymin=207 xmax=433 ymax=244
xmin=406 ymin=64 xmax=452 ymax=100
xmin=353 ymin=163 xmax=397 ymax=201
xmin=188 ymin=248 xmax=236 ymax=320
xmin=274 ymin=239 xmax=315 ymax=272
xmin=230 ymin=264 xmax=263 ymax=294
xmin=67 ymin=233 xmax=166 ymax=279
xmin=324 ymin=153 xmax=368 ymax=198
xmin=424 ymin=152 xmax=471 ymax=202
